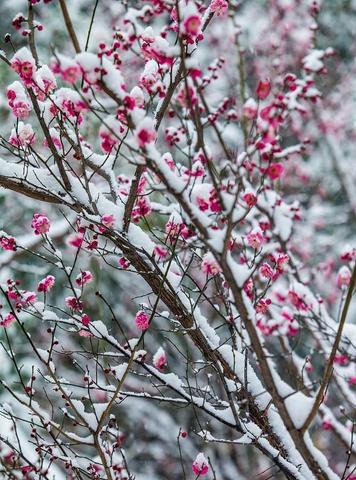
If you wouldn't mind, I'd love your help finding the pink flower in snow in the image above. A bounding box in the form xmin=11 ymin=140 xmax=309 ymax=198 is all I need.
xmin=100 ymin=214 xmax=115 ymax=230
xmin=192 ymin=452 xmax=209 ymax=477
xmin=10 ymin=47 xmax=36 ymax=84
xmin=336 ymin=266 xmax=351 ymax=289
xmin=202 ymin=253 xmax=221 ymax=276
xmin=37 ymin=275 xmax=55 ymax=293
xmin=154 ymin=245 xmax=168 ymax=259
xmin=243 ymin=98 xmax=258 ymax=119
xmin=135 ymin=310 xmax=150 ymax=331
xmin=153 ymin=347 xmax=167 ymax=369
xmin=31 ymin=213 xmax=50 ymax=235
xmin=246 ymin=229 xmax=264 ymax=249
xmin=267 ymin=163 xmax=284 ymax=180
xmin=256 ymin=79 xmax=271 ymax=100
xmin=0 ymin=236 xmax=17 ymax=251
xmin=242 ymin=192 xmax=257 ymax=207
xmin=9 ymin=122 xmax=36 ymax=147
xmin=81 ymin=314 xmax=91 ymax=326
xmin=75 ymin=271 xmax=93 ymax=287
xmin=348 ymin=376 xmax=356 ymax=386
xmin=1 ymin=313 xmax=16 ymax=327
xmin=210 ymin=0 xmax=228 ymax=15
xmin=135 ymin=118 xmax=156 ymax=148
xmin=65 ymin=296 xmax=83 ymax=312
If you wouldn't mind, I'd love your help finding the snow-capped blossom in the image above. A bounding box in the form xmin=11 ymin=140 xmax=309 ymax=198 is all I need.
xmin=10 ymin=47 xmax=36 ymax=84
xmin=256 ymin=79 xmax=271 ymax=100
xmin=192 ymin=452 xmax=209 ymax=477
xmin=81 ymin=314 xmax=90 ymax=326
xmin=202 ymin=252 xmax=221 ymax=276
xmin=43 ymin=128 xmax=62 ymax=150
xmin=7 ymin=81 xmax=32 ymax=119
xmin=34 ymin=65 xmax=57 ymax=100
xmin=9 ymin=122 xmax=36 ymax=147
xmin=135 ymin=310 xmax=150 ymax=331
xmin=37 ymin=275 xmax=55 ymax=293
xmin=288 ymin=290 xmax=309 ymax=311
xmin=100 ymin=214 xmax=115 ymax=230
xmin=181 ymin=4 xmax=203 ymax=41
xmin=31 ymin=214 xmax=50 ymax=235
xmin=54 ymin=88 xmax=88 ymax=124
xmin=154 ymin=245 xmax=168 ymax=259
xmin=256 ymin=298 xmax=271 ymax=313
xmin=140 ymin=27 xmax=174 ymax=65
xmin=67 ymin=233 xmax=84 ymax=248
xmin=1 ymin=313 xmax=16 ymax=328
xmin=0 ymin=236 xmax=17 ymax=251
xmin=118 ymin=257 xmax=130 ymax=269
xmin=336 ymin=266 xmax=351 ymax=289
xmin=139 ymin=60 xmax=163 ymax=95
xmin=267 ymin=163 xmax=284 ymax=180
xmin=210 ymin=0 xmax=228 ymax=15
xmin=243 ymin=98 xmax=258 ymax=119
xmin=242 ymin=192 xmax=257 ymax=207
xmin=246 ymin=229 xmax=264 ymax=249
xmin=99 ymin=116 xmax=125 ymax=153
xmin=322 ymin=419 xmax=333 ymax=430
xmin=130 ymin=86 xmax=145 ymax=109
xmin=333 ymin=354 xmax=349 ymax=366
xmin=75 ymin=271 xmax=93 ymax=287
xmin=132 ymin=196 xmax=152 ymax=222
xmin=65 ymin=296 xmax=83 ymax=312
xmin=51 ymin=53 xmax=81 ymax=84
xmin=153 ymin=347 xmax=167 ymax=369
xmin=21 ymin=291 xmax=37 ymax=306
xmin=135 ymin=118 xmax=157 ymax=148
xmin=259 ymin=262 xmax=274 ymax=279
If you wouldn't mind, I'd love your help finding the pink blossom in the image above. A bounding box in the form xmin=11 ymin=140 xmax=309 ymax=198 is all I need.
xmin=192 ymin=452 xmax=209 ymax=477
xmin=0 ymin=236 xmax=17 ymax=251
xmin=153 ymin=347 xmax=167 ymax=369
xmin=202 ymin=253 xmax=221 ymax=276
xmin=267 ymin=163 xmax=284 ymax=180
xmin=246 ymin=229 xmax=264 ymax=249
xmin=9 ymin=122 xmax=36 ymax=147
xmin=210 ymin=0 xmax=228 ymax=15
xmin=243 ymin=98 xmax=258 ymax=119
xmin=256 ymin=79 xmax=271 ymax=100
xmin=81 ymin=314 xmax=91 ymax=326
xmin=259 ymin=263 xmax=274 ymax=279
xmin=118 ymin=257 xmax=130 ymax=269
xmin=154 ymin=245 xmax=168 ymax=259
xmin=37 ymin=275 xmax=55 ymax=293
xmin=243 ymin=192 xmax=257 ymax=207
xmin=75 ymin=271 xmax=93 ymax=287
xmin=65 ymin=296 xmax=83 ymax=312
xmin=1 ymin=313 xmax=16 ymax=328
xmin=31 ymin=214 xmax=50 ymax=235
xmin=348 ymin=376 xmax=356 ymax=386
xmin=10 ymin=47 xmax=36 ymax=84
xmin=322 ymin=420 xmax=332 ymax=430
xmin=135 ymin=310 xmax=150 ymax=331
xmin=135 ymin=118 xmax=157 ymax=148
xmin=336 ymin=266 xmax=351 ymax=289
xmin=101 ymin=214 xmax=115 ymax=230
xmin=67 ymin=234 xmax=84 ymax=248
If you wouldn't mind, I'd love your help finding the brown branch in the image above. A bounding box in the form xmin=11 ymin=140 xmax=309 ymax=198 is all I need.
xmin=301 ymin=262 xmax=356 ymax=433
xmin=59 ymin=0 xmax=81 ymax=54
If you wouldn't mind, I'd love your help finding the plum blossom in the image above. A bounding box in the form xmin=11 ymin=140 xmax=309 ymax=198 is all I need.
xmin=192 ymin=452 xmax=209 ymax=477
xmin=135 ymin=118 xmax=157 ymax=148
xmin=0 ymin=313 xmax=16 ymax=328
xmin=256 ymin=79 xmax=271 ymax=100
xmin=135 ymin=310 xmax=150 ymax=331
xmin=210 ymin=0 xmax=228 ymax=15
xmin=336 ymin=266 xmax=351 ymax=289
xmin=9 ymin=122 xmax=36 ymax=147
xmin=153 ymin=347 xmax=167 ymax=369
xmin=31 ymin=214 xmax=50 ymax=235
xmin=7 ymin=81 xmax=32 ymax=119
xmin=0 ymin=236 xmax=17 ymax=251
xmin=267 ymin=163 xmax=284 ymax=180
xmin=10 ymin=47 xmax=36 ymax=84
xmin=37 ymin=275 xmax=55 ymax=293
xmin=246 ymin=229 xmax=264 ymax=249
xmin=75 ymin=271 xmax=93 ymax=287
xmin=202 ymin=253 xmax=221 ymax=276
xmin=243 ymin=98 xmax=258 ymax=119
